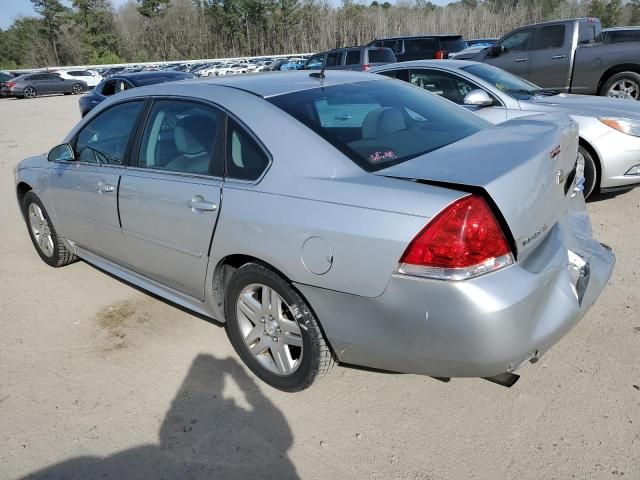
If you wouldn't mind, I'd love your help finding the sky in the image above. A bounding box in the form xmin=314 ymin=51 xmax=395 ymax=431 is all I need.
xmin=0 ymin=0 xmax=453 ymax=30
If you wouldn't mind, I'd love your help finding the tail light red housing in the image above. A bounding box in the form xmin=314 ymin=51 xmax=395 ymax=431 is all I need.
xmin=434 ymin=50 xmax=449 ymax=60
xmin=4 ymin=81 xmax=16 ymax=88
xmin=398 ymin=194 xmax=513 ymax=281
xmin=361 ymin=64 xmax=370 ymax=71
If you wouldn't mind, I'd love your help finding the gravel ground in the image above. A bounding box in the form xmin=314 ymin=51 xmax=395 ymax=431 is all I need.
xmin=0 ymin=94 xmax=638 ymax=480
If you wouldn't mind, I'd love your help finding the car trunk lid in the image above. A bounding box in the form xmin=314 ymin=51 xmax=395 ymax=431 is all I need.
xmin=374 ymin=113 xmax=579 ymax=258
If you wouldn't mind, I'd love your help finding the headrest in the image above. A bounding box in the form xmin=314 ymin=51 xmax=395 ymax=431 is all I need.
xmin=362 ymin=107 xmax=406 ymax=140
xmin=175 ymin=115 xmax=216 ymax=155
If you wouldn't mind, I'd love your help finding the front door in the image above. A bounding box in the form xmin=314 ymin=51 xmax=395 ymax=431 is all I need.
xmin=483 ymin=27 xmax=536 ymax=81
xmin=118 ymin=99 xmax=224 ymax=300
xmin=49 ymin=100 xmax=145 ymax=265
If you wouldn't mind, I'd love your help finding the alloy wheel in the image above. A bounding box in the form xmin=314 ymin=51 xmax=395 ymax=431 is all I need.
xmin=28 ymin=203 xmax=54 ymax=257
xmin=24 ymin=87 xmax=36 ymax=99
xmin=607 ymin=79 xmax=640 ymax=100
xmin=73 ymin=84 xmax=83 ymax=94
xmin=236 ymin=283 xmax=303 ymax=376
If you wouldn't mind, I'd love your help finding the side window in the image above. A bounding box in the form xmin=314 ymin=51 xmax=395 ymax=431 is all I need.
xmin=382 ymin=40 xmax=400 ymax=53
xmin=500 ymin=29 xmax=535 ymax=51
xmin=74 ymin=101 xmax=144 ymax=165
xmin=101 ymin=80 xmax=116 ymax=96
xmin=535 ymin=25 xmax=565 ymax=49
xmin=405 ymin=38 xmax=437 ymax=53
xmin=227 ymin=120 xmax=269 ymax=181
xmin=345 ymin=50 xmax=361 ymax=65
xmin=409 ymin=69 xmax=488 ymax=105
xmin=378 ymin=69 xmax=410 ymax=83
xmin=30 ymin=74 xmax=46 ymax=81
xmin=138 ymin=100 xmax=222 ymax=176
xmin=326 ymin=52 xmax=341 ymax=67
xmin=306 ymin=55 xmax=325 ymax=70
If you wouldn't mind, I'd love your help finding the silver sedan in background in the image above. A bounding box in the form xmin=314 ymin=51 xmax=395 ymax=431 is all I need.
xmin=14 ymin=72 xmax=614 ymax=391
xmin=372 ymin=60 xmax=640 ymax=198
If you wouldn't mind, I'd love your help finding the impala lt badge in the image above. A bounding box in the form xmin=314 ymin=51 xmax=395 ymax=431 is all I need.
xmin=550 ymin=145 xmax=561 ymax=160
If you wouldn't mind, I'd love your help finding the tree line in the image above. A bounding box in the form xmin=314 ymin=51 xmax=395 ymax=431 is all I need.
xmin=1 ymin=0 xmax=639 ymax=69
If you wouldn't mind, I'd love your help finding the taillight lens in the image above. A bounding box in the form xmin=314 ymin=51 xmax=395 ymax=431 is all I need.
xmin=5 ymin=81 xmax=15 ymax=88
xmin=361 ymin=64 xmax=370 ymax=71
xmin=398 ymin=194 xmax=513 ymax=281
xmin=434 ymin=50 xmax=448 ymax=59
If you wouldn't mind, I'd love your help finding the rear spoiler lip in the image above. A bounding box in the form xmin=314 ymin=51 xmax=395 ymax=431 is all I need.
xmin=381 ymin=175 xmax=519 ymax=260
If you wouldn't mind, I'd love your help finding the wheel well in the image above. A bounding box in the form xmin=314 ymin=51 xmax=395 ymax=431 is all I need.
xmin=597 ymin=64 xmax=640 ymax=94
xmin=212 ymin=254 xmax=292 ymax=318
xmin=578 ymin=138 xmax=601 ymax=187
xmin=16 ymin=182 xmax=32 ymax=217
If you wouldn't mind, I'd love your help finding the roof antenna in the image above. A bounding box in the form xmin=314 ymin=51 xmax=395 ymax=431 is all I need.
xmin=309 ymin=60 xmax=326 ymax=80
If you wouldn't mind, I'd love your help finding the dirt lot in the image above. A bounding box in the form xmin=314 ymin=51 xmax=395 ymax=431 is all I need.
xmin=0 ymin=94 xmax=639 ymax=480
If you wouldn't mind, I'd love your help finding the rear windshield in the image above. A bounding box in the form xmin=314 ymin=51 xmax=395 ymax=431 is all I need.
xmin=268 ymin=80 xmax=488 ymax=172
xmin=439 ymin=36 xmax=466 ymax=52
xmin=367 ymin=48 xmax=395 ymax=63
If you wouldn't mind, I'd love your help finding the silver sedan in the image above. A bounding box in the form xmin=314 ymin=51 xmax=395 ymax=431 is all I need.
xmin=371 ymin=60 xmax=640 ymax=199
xmin=15 ymin=71 xmax=614 ymax=391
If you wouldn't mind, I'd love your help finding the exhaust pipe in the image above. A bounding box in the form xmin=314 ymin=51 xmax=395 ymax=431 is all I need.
xmin=483 ymin=372 xmax=520 ymax=388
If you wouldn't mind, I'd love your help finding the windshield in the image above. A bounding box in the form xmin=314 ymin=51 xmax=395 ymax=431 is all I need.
xmin=268 ymin=79 xmax=488 ymax=172
xmin=461 ymin=63 xmax=544 ymax=99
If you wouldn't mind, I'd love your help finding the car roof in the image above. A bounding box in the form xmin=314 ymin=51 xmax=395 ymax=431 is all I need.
xmin=371 ymin=59 xmax=477 ymax=71
xmin=372 ymin=34 xmax=462 ymax=40
xmin=126 ymin=70 xmax=388 ymax=99
xmin=111 ymin=71 xmax=192 ymax=82
xmin=603 ymin=26 xmax=640 ymax=31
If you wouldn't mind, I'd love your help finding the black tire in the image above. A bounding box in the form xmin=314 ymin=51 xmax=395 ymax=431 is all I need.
xmin=225 ymin=263 xmax=335 ymax=392
xmin=578 ymin=145 xmax=598 ymax=200
xmin=23 ymin=86 xmax=37 ymax=99
xmin=22 ymin=191 xmax=77 ymax=267
xmin=600 ymin=71 xmax=640 ymax=100
xmin=72 ymin=83 xmax=84 ymax=95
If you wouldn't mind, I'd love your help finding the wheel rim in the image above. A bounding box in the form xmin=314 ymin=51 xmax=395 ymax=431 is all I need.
xmin=236 ymin=283 xmax=303 ymax=376
xmin=576 ymin=151 xmax=585 ymax=180
xmin=607 ymin=79 xmax=640 ymax=99
xmin=24 ymin=87 xmax=35 ymax=98
xmin=73 ymin=84 xmax=83 ymax=94
xmin=28 ymin=203 xmax=54 ymax=257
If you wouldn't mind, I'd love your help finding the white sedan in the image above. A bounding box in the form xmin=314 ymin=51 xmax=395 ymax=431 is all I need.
xmin=54 ymin=69 xmax=102 ymax=88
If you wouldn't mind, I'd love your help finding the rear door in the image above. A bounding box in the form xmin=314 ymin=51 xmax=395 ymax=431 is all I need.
xmin=528 ymin=24 xmax=571 ymax=90
xmin=118 ymin=99 xmax=224 ymax=300
xmin=49 ymin=100 xmax=145 ymax=265
xmin=484 ymin=27 xmax=535 ymax=80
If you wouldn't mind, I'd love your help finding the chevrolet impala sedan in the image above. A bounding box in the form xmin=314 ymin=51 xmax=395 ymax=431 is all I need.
xmin=15 ymin=71 xmax=614 ymax=391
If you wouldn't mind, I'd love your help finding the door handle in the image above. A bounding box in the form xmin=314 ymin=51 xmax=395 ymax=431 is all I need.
xmin=515 ymin=58 xmax=527 ymax=63
xmin=96 ymin=182 xmax=115 ymax=194
xmin=187 ymin=195 xmax=217 ymax=212
xmin=552 ymin=55 xmax=567 ymax=60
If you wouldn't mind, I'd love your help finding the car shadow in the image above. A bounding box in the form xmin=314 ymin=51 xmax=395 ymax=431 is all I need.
xmin=20 ymin=355 xmax=299 ymax=480
xmin=588 ymin=188 xmax=635 ymax=203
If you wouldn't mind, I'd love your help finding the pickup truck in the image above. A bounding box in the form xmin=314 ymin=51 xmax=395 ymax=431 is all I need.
xmin=464 ymin=17 xmax=640 ymax=100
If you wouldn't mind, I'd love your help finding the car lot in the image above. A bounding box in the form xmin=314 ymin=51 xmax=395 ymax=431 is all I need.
xmin=1 ymin=95 xmax=639 ymax=479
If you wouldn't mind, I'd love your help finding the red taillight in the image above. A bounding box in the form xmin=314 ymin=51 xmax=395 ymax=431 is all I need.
xmin=4 ymin=81 xmax=15 ymax=88
xmin=434 ymin=50 xmax=448 ymax=59
xmin=362 ymin=64 xmax=370 ymax=71
xmin=399 ymin=195 xmax=513 ymax=280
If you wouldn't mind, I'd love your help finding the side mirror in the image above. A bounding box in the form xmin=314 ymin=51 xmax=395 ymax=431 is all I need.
xmin=47 ymin=143 xmax=75 ymax=162
xmin=463 ymin=89 xmax=494 ymax=107
xmin=488 ymin=45 xmax=505 ymax=57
